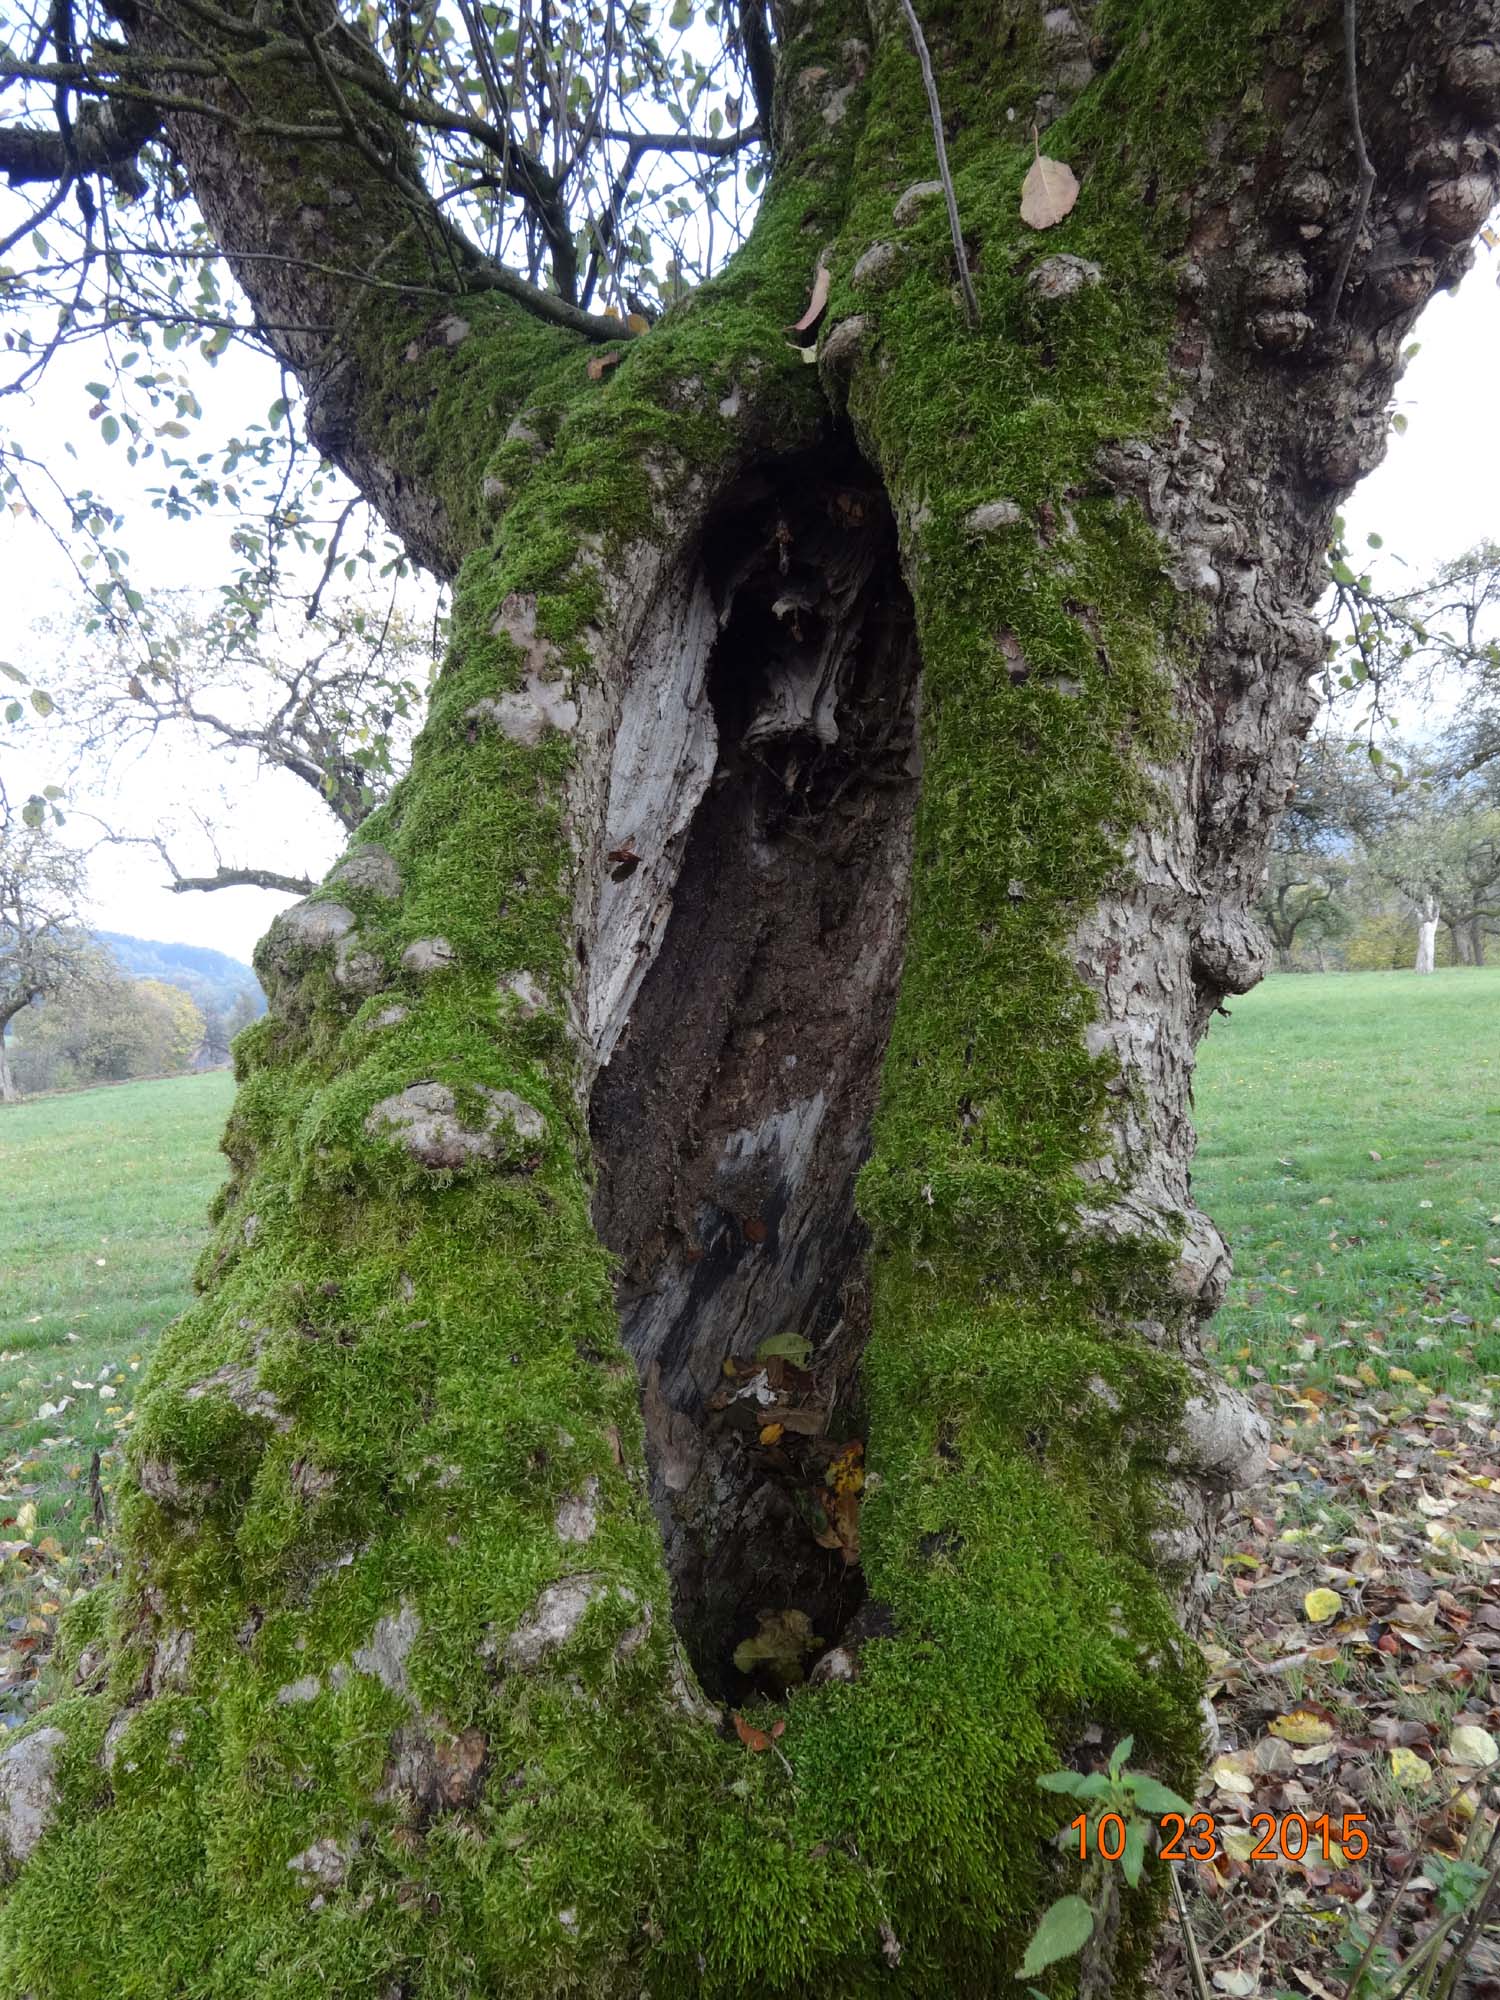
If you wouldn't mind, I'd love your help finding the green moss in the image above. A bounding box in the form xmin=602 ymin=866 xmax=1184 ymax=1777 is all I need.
xmin=2 ymin=3 xmax=1291 ymax=1993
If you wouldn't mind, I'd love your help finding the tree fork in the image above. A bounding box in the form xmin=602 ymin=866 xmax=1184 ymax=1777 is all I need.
xmin=2 ymin=0 xmax=1498 ymax=1992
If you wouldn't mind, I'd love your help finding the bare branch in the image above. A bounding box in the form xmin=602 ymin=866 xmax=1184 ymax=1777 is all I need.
xmin=896 ymin=0 xmax=978 ymax=328
xmin=1323 ymin=0 xmax=1376 ymax=325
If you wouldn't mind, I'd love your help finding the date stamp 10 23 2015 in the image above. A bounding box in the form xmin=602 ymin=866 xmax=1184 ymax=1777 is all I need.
xmin=1071 ymin=1810 xmax=1371 ymax=1866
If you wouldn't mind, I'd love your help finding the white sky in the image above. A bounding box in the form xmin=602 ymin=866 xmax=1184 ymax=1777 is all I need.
xmin=2 ymin=248 xmax=1498 ymax=967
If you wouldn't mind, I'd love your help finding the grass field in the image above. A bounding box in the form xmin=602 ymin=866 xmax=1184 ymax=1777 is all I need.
xmin=0 ymin=1071 xmax=232 ymax=1719
xmin=1194 ymin=967 xmax=1500 ymax=1395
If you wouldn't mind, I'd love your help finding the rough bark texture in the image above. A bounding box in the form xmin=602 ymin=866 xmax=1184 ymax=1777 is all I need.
xmin=3 ymin=0 xmax=1498 ymax=1994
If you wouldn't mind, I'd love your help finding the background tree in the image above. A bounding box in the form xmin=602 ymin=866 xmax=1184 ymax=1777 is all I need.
xmin=1363 ymin=773 xmax=1500 ymax=972
xmin=1324 ymin=530 xmax=1500 ymax=777
xmin=0 ymin=0 xmax=1497 ymax=1992
xmin=1257 ymin=733 xmax=1392 ymax=969
xmin=7 ymin=948 xmax=207 ymax=1091
xmin=45 ymin=588 xmax=439 ymax=894
xmin=0 ymin=806 xmax=90 ymax=1102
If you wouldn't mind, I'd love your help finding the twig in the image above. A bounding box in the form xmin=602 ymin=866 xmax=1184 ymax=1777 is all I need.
xmin=1343 ymin=1844 xmax=1424 ymax=1999
xmin=1324 ymin=0 xmax=1375 ymax=325
xmin=896 ymin=0 xmax=979 ymax=328
xmin=1169 ymin=1863 xmax=1212 ymax=2000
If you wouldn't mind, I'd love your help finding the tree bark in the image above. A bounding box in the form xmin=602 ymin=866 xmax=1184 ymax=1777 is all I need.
xmin=1417 ymin=894 xmax=1441 ymax=974
xmin=0 ymin=998 xmax=31 ymax=1104
xmin=3 ymin=0 xmax=1498 ymax=1991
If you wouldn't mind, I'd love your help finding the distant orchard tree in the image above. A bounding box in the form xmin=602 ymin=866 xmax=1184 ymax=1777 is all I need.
xmin=9 ymin=954 xmax=206 ymax=1094
xmin=0 ymin=813 xmax=91 ymax=1104
xmin=134 ymin=979 xmax=210 ymax=1073
xmin=1363 ymin=779 xmax=1500 ymax=973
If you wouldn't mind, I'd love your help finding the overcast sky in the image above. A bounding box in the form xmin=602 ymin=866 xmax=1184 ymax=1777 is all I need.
xmin=2 ymin=248 xmax=1497 ymax=968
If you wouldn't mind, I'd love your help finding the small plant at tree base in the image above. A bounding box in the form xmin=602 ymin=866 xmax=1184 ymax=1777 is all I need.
xmin=1020 ymin=1734 xmax=1191 ymax=1984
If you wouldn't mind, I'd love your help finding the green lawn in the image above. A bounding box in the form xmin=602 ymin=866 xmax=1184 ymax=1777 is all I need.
xmin=0 ymin=1072 xmax=233 ymax=1548
xmin=1194 ymin=968 xmax=1500 ymax=1394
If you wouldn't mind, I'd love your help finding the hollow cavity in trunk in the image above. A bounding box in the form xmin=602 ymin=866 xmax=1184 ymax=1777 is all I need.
xmin=591 ymin=441 xmax=921 ymax=1698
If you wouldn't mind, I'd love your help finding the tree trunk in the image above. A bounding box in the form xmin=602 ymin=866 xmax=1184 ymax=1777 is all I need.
xmin=3 ymin=1 xmax=1496 ymax=1991
xmin=1471 ymin=916 xmax=1486 ymax=967
xmin=0 ymin=999 xmax=27 ymax=1103
xmin=1416 ymin=895 xmax=1441 ymax=975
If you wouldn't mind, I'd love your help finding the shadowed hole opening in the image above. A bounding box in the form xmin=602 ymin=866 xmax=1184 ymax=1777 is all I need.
xmin=590 ymin=436 xmax=922 ymax=1702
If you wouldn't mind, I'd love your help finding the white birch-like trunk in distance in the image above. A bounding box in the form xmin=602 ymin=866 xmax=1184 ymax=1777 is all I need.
xmin=1416 ymin=896 xmax=1440 ymax=974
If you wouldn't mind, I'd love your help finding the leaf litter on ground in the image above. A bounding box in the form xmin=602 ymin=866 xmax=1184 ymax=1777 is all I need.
xmin=1155 ymin=1362 xmax=1500 ymax=1996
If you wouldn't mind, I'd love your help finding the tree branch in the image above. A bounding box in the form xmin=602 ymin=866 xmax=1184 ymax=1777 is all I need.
xmin=167 ymin=863 xmax=316 ymax=895
xmin=0 ymin=91 xmax=160 ymax=189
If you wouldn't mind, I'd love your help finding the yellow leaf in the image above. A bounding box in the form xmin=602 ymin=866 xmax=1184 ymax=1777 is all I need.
xmin=1211 ymin=1756 xmax=1254 ymax=1795
xmin=1388 ymin=1366 xmax=1416 ymax=1384
xmin=1449 ymin=1724 xmax=1499 ymax=1768
xmin=1268 ymin=1708 xmax=1333 ymax=1747
xmin=1221 ymin=1826 xmax=1257 ymax=1862
xmin=15 ymin=1503 xmax=36 ymax=1538
xmin=1019 ymin=152 xmax=1080 ymax=230
xmin=758 ymin=1423 xmax=785 ymax=1447
xmin=1390 ymin=1746 xmax=1432 ymax=1786
xmin=1303 ymin=1587 xmax=1342 ymax=1625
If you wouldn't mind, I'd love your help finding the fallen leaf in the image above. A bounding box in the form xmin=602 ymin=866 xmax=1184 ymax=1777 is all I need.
xmin=1292 ymin=1972 xmax=1344 ymax=2000
xmin=732 ymin=1608 xmax=821 ymax=1686
xmin=1303 ymin=1586 xmax=1342 ymax=1624
xmin=756 ymin=1332 xmax=813 ymax=1368
xmin=758 ymin=1423 xmax=785 ymax=1447
xmin=788 ymin=265 xmax=831 ymax=340
xmin=1389 ymin=1745 xmax=1433 ymax=1786
xmin=1212 ymin=1971 xmax=1257 ymax=1998
xmin=1211 ymin=1756 xmax=1255 ymax=1795
xmin=1020 ymin=151 xmax=1080 ymax=230
xmin=1268 ymin=1707 xmax=1334 ymax=1747
xmin=1449 ymin=1722 xmax=1499 ymax=1767
xmin=733 ymin=1710 xmax=772 ymax=1752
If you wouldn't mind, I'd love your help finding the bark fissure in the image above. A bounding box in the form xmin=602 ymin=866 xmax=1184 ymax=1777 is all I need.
xmin=590 ymin=440 xmax=921 ymax=1693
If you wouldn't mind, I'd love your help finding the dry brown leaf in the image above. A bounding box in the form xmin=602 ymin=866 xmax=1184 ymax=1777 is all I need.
xmin=733 ymin=1710 xmax=772 ymax=1752
xmin=788 ymin=265 xmax=832 ymax=339
xmin=1019 ymin=153 xmax=1079 ymax=231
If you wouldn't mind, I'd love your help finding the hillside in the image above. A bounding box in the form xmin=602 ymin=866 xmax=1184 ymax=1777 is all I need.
xmin=97 ymin=930 xmax=266 ymax=1020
